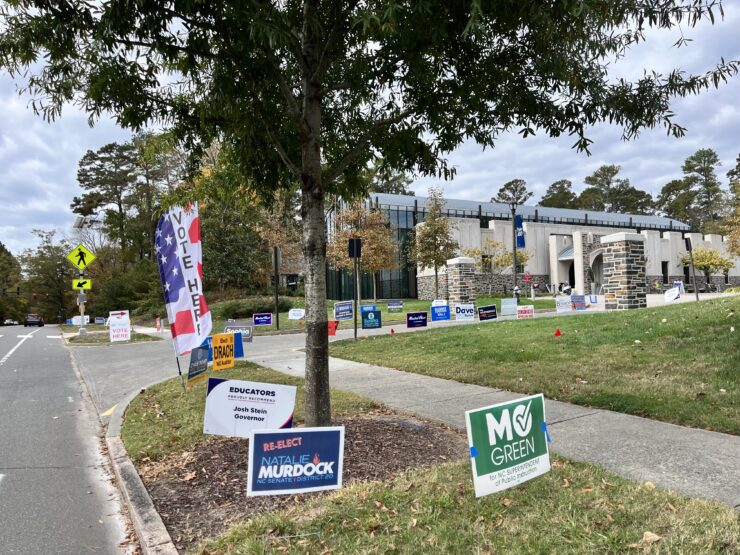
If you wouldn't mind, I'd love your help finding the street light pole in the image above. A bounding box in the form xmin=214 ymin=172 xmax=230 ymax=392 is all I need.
xmin=509 ymin=202 xmax=517 ymax=294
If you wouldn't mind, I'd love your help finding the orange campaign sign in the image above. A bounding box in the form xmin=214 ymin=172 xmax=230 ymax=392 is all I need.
xmin=212 ymin=333 xmax=235 ymax=371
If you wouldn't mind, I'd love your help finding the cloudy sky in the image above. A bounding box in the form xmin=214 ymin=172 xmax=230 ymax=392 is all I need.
xmin=1 ymin=8 xmax=739 ymax=255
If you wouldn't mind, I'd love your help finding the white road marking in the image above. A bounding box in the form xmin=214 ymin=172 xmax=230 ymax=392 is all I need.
xmin=0 ymin=474 xmax=4 ymax=487
xmin=68 ymin=396 xmax=74 ymax=403
xmin=0 ymin=328 xmax=43 ymax=367
xmin=46 ymin=335 xmax=62 ymax=339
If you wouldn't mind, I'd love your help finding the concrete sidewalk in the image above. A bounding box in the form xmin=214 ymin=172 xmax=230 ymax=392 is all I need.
xmin=245 ymin=330 xmax=740 ymax=509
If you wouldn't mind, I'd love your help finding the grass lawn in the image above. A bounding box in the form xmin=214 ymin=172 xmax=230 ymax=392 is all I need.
xmin=199 ymin=457 xmax=739 ymax=554
xmin=121 ymin=362 xmax=379 ymax=463
xmin=208 ymin=296 xmax=557 ymax=335
xmin=60 ymin=323 xmax=108 ymax=333
xmin=67 ymin=331 xmax=161 ymax=344
xmin=331 ymin=296 xmax=740 ymax=435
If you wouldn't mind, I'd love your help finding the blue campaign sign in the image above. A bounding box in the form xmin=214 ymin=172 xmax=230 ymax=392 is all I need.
xmin=407 ymin=311 xmax=428 ymax=328
xmin=361 ymin=310 xmax=382 ymax=329
xmin=200 ymin=333 xmax=244 ymax=362
xmin=431 ymin=305 xmax=450 ymax=322
xmin=387 ymin=300 xmax=404 ymax=313
xmin=253 ymin=313 xmax=273 ymax=326
xmin=571 ymin=295 xmax=587 ymax=310
xmin=333 ymin=301 xmax=353 ymax=321
xmin=248 ymin=426 xmax=345 ymax=496
xmin=360 ymin=304 xmax=377 ymax=313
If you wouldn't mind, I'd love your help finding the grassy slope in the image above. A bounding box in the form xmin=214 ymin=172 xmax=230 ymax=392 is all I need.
xmin=331 ymin=297 xmax=740 ymax=434
xmin=121 ymin=363 xmax=379 ymax=463
xmin=200 ymin=457 xmax=739 ymax=554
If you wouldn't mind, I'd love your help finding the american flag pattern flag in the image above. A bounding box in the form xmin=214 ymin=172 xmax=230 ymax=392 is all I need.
xmin=155 ymin=203 xmax=212 ymax=355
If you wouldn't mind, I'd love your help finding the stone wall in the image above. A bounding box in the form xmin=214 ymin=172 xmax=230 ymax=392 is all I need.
xmin=601 ymin=233 xmax=647 ymax=310
xmin=417 ymin=272 xmax=448 ymax=300
xmin=446 ymin=257 xmax=477 ymax=307
xmin=417 ymin=271 xmax=551 ymax=299
xmin=646 ymin=275 xmax=740 ymax=293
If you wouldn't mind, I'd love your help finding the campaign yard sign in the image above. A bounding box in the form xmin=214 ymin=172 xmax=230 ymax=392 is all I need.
xmin=478 ymin=305 xmax=497 ymax=321
xmin=288 ymin=308 xmax=305 ymax=320
xmin=556 ymin=296 xmax=573 ymax=313
xmin=247 ymin=426 xmax=345 ymax=496
xmin=571 ymin=295 xmax=587 ymax=310
xmin=431 ymin=299 xmax=448 ymax=307
xmin=500 ymin=298 xmax=518 ymax=317
xmin=516 ymin=305 xmax=535 ymax=319
xmin=212 ymin=333 xmax=235 ymax=371
xmin=466 ymin=394 xmax=550 ymax=497
xmin=431 ymin=305 xmax=451 ymax=322
xmin=253 ymin=313 xmax=273 ymax=326
xmin=664 ymin=287 xmax=681 ymax=302
xmin=327 ymin=320 xmax=339 ymax=336
xmin=455 ymin=304 xmax=475 ymax=321
xmin=361 ymin=310 xmax=382 ymax=329
xmin=333 ymin=301 xmax=353 ymax=321
xmin=94 ymin=316 xmax=106 ymax=324
xmin=387 ymin=300 xmax=404 ymax=313
xmin=204 ymin=378 xmax=297 ymax=439
xmin=407 ymin=312 xmax=428 ymax=328
xmin=360 ymin=304 xmax=377 ymax=313
xmin=186 ymin=345 xmax=209 ymax=389
xmin=224 ymin=322 xmax=253 ymax=342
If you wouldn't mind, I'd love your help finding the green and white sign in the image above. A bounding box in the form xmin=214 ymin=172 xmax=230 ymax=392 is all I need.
xmin=465 ymin=394 xmax=550 ymax=497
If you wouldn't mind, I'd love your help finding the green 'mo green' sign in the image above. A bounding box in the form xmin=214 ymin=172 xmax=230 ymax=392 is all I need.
xmin=465 ymin=394 xmax=550 ymax=497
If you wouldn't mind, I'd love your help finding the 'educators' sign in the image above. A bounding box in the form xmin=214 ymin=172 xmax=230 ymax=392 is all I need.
xmin=248 ymin=426 xmax=345 ymax=496
xmin=204 ymin=378 xmax=297 ymax=439
xmin=466 ymin=394 xmax=550 ymax=497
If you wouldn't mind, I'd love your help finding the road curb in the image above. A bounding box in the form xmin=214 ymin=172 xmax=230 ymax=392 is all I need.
xmin=106 ymin=382 xmax=179 ymax=555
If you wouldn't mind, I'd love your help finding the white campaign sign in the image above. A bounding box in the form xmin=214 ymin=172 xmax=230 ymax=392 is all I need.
xmin=288 ymin=308 xmax=306 ymax=320
xmin=500 ymin=298 xmax=518 ymax=316
xmin=204 ymin=378 xmax=297 ymax=439
xmin=555 ymin=296 xmax=573 ymax=313
xmin=72 ymin=315 xmax=90 ymax=325
xmin=664 ymin=287 xmax=681 ymax=302
xmin=109 ymin=320 xmax=131 ymax=342
xmin=431 ymin=299 xmax=448 ymax=307
xmin=455 ymin=303 xmax=475 ymax=321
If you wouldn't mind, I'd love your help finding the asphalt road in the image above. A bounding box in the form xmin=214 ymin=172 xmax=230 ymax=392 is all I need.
xmin=0 ymin=324 xmax=127 ymax=554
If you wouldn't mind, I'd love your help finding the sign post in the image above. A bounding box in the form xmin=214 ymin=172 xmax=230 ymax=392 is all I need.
xmin=685 ymin=237 xmax=700 ymax=301
xmin=349 ymin=238 xmax=362 ymax=340
xmin=66 ymin=243 xmax=96 ymax=336
xmin=466 ymin=394 xmax=550 ymax=497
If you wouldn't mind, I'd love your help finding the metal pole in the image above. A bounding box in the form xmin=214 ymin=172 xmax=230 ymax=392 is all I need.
xmin=689 ymin=250 xmax=700 ymax=302
xmin=353 ymin=256 xmax=359 ymax=340
xmin=175 ymin=357 xmax=186 ymax=391
xmin=273 ymin=246 xmax=280 ymax=331
xmin=511 ymin=205 xmax=517 ymax=294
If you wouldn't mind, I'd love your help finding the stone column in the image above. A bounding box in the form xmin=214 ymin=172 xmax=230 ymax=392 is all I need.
xmin=446 ymin=257 xmax=476 ymax=308
xmin=601 ymin=233 xmax=647 ymax=310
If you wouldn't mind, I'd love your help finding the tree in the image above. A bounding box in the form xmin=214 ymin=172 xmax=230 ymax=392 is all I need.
xmin=726 ymin=212 xmax=740 ymax=256
xmin=539 ymin=180 xmax=577 ymax=208
xmin=73 ymin=143 xmax=138 ymax=256
xmin=656 ymin=178 xmax=700 ymax=229
xmin=0 ymin=241 xmax=24 ymax=322
xmin=3 ymin=2 xmax=738 ymax=426
xmin=682 ymin=148 xmax=724 ymax=230
xmin=327 ymin=202 xmax=397 ymax=301
xmin=581 ymin=165 xmax=624 ymax=212
xmin=611 ymin=182 xmax=654 ymax=215
xmin=19 ymin=231 xmax=75 ymax=323
xmin=681 ymin=247 xmax=734 ymax=286
xmin=463 ymin=240 xmax=530 ymax=295
xmin=363 ymin=159 xmax=415 ymax=196
xmin=577 ymin=186 xmax=606 ymax=212
xmin=408 ymin=188 xmax=458 ymax=299
xmin=492 ymin=179 xmax=533 ymax=206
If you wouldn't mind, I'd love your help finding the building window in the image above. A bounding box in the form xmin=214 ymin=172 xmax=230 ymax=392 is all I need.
xmin=661 ymin=261 xmax=669 ymax=284
xmin=726 ymin=271 xmax=731 ymax=285
xmin=516 ymin=263 xmax=525 ymax=274
xmin=683 ymin=265 xmax=692 ymax=284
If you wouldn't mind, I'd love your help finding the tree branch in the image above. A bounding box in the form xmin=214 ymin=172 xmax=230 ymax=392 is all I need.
xmin=324 ymin=110 xmax=410 ymax=185
xmin=314 ymin=0 xmax=362 ymax=82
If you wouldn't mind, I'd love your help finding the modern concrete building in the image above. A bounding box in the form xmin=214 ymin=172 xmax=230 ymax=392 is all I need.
xmin=326 ymin=193 xmax=739 ymax=300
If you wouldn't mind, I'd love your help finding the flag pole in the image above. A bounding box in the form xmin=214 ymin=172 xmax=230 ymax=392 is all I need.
xmin=175 ymin=356 xmax=186 ymax=391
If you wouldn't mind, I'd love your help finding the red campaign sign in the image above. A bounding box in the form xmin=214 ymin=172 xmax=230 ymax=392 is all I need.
xmin=328 ymin=320 xmax=339 ymax=336
xmin=523 ymin=272 xmax=532 ymax=283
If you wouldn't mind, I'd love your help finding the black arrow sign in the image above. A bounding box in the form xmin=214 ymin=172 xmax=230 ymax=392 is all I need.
xmin=76 ymin=281 xmax=88 ymax=287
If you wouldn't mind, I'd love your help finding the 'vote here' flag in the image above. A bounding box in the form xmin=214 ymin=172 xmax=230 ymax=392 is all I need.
xmin=155 ymin=203 xmax=212 ymax=355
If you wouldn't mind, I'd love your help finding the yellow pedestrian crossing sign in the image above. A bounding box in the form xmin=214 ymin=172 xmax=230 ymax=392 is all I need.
xmin=66 ymin=244 xmax=96 ymax=271
xmin=72 ymin=279 xmax=92 ymax=291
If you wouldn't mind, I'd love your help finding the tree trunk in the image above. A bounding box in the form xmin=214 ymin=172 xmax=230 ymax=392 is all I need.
xmin=372 ymin=271 xmax=378 ymax=302
xmin=434 ymin=264 xmax=439 ymax=299
xmin=300 ymin=6 xmax=331 ymax=427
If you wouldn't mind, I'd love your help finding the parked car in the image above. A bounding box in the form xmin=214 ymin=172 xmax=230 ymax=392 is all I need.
xmin=24 ymin=314 xmax=44 ymax=327
xmin=3 ymin=319 xmax=15 ymax=326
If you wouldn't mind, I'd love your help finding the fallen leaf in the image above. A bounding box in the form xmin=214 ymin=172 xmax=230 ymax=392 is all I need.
xmin=643 ymin=481 xmax=656 ymax=491
xmin=665 ymin=503 xmax=677 ymax=512
xmin=562 ymin=478 xmax=570 ymax=488
xmin=183 ymin=471 xmax=196 ymax=481
xmin=404 ymin=482 xmax=414 ymax=492
xmin=495 ymin=514 xmax=504 ymax=528
xmin=605 ymin=514 xmax=614 ymax=523
xmin=374 ymin=500 xmax=382 ymax=509
xmin=580 ymin=487 xmax=593 ymax=493
xmin=411 ymin=518 xmax=418 ymax=528
xmin=501 ymin=498 xmax=512 ymax=507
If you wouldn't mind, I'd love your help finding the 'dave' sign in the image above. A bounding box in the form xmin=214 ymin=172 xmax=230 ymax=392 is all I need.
xmin=465 ymin=394 xmax=550 ymax=497
xmin=204 ymin=378 xmax=297 ymax=439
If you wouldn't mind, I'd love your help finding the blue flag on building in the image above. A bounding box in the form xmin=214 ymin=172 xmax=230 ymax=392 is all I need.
xmin=515 ymin=215 xmax=526 ymax=248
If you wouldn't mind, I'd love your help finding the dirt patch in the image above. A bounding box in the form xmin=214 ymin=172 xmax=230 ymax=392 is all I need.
xmin=136 ymin=409 xmax=467 ymax=551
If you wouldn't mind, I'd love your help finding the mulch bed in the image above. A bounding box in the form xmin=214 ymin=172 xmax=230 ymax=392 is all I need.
xmin=137 ymin=409 xmax=468 ymax=552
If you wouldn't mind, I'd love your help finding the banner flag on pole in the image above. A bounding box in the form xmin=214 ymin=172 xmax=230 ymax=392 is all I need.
xmin=155 ymin=202 xmax=212 ymax=355
xmin=515 ymin=215 xmax=526 ymax=249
